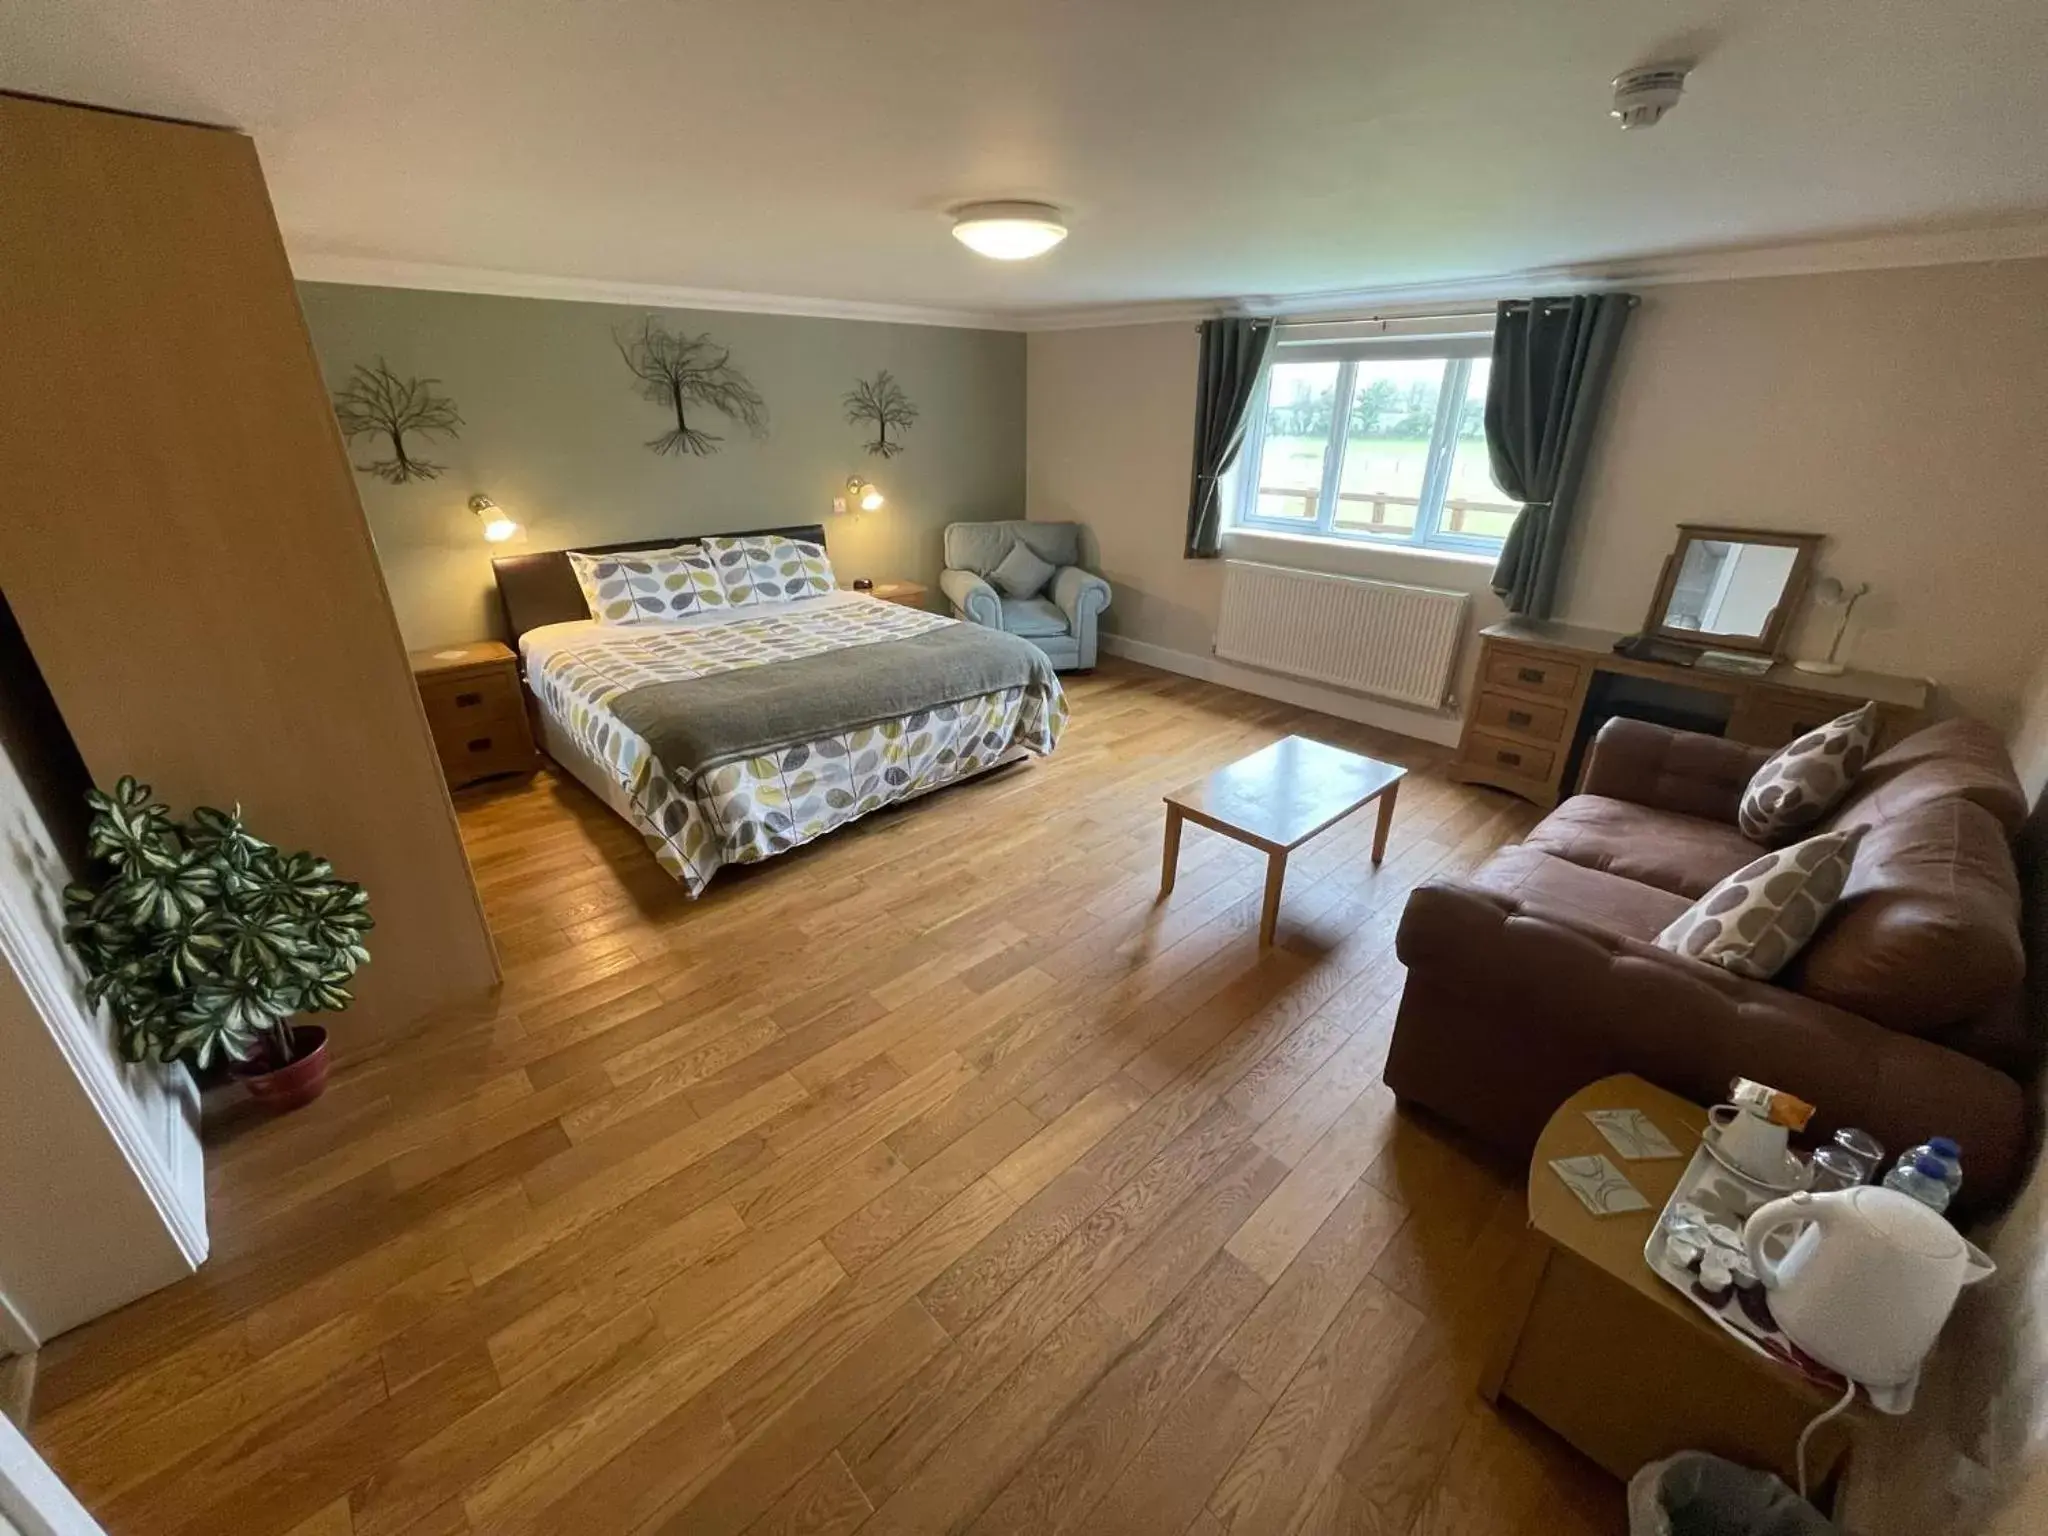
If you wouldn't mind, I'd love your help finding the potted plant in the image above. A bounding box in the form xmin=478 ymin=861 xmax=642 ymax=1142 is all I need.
xmin=62 ymin=777 xmax=373 ymax=1109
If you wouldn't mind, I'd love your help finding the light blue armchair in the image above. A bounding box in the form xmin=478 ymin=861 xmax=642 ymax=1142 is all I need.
xmin=940 ymin=520 xmax=1111 ymax=671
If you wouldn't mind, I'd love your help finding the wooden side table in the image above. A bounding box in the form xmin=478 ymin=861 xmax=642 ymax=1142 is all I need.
xmin=1485 ymin=1075 xmax=1863 ymax=1492
xmin=408 ymin=641 xmax=539 ymax=790
xmin=862 ymin=580 xmax=929 ymax=609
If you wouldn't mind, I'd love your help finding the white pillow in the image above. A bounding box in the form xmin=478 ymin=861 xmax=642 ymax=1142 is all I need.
xmin=568 ymin=546 xmax=729 ymax=624
xmin=700 ymin=536 xmax=836 ymax=607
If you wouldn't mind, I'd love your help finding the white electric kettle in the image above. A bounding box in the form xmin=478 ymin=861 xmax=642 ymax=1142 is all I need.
xmin=1743 ymin=1186 xmax=1996 ymax=1389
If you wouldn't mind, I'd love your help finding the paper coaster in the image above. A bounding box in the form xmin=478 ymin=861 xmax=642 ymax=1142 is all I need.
xmin=1585 ymin=1107 xmax=1682 ymax=1161
xmin=1549 ymin=1154 xmax=1651 ymax=1215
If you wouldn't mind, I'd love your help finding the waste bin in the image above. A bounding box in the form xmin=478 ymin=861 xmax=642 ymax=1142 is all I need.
xmin=1628 ymin=1454 xmax=1837 ymax=1536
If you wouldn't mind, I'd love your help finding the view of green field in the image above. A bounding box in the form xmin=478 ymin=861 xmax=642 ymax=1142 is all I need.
xmin=1250 ymin=357 xmax=1518 ymax=541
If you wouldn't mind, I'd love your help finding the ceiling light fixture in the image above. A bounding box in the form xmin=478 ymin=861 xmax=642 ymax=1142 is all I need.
xmin=950 ymin=201 xmax=1068 ymax=261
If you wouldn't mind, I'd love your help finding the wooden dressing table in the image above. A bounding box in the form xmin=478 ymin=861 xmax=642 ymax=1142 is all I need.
xmin=1450 ymin=617 xmax=1931 ymax=808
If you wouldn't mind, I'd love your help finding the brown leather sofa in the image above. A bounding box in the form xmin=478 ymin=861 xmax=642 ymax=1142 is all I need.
xmin=1385 ymin=716 xmax=2039 ymax=1216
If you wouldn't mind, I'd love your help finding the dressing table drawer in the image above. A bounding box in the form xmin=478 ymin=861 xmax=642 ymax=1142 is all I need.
xmin=1483 ymin=647 xmax=1582 ymax=700
xmin=1465 ymin=730 xmax=1556 ymax=783
xmin=1474 ymin=690 xmax=1569 ymax=744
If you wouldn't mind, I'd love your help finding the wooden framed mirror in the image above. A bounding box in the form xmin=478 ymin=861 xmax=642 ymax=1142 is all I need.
xmin=1641 ymin=525 xmax=1823 ymax=657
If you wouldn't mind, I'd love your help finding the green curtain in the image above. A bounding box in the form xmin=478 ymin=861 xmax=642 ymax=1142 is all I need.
xmin=1486 ymin=294 xmax=1634 ymax=616
xmin=1184 ymin=317 xmax=1277 ymax=558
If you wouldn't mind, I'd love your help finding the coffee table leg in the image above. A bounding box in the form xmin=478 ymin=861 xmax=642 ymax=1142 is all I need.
xmin=1260 ymin=849 xmax=1287 ymax=947
xmin=1159 ymin=805 xmax=1184 ymax=898
xmin=1371 ymin=780 xmax=1400 ymax=866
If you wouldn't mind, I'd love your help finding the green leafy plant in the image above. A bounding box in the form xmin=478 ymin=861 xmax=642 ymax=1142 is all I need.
xmin=62 ymin=778 xmax=373 ymax=1070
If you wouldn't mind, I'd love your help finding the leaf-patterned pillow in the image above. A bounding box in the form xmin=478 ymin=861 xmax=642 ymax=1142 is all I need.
xmin=700 ymin=536 xmax=836 ymax=607
xmin=1654 ymin=825 xmax=1865 ymax=979
xmin=1738 ymin=701 xmax=1879 ymax=842
xmin=567 ymin=546 xmax=729 ymax=624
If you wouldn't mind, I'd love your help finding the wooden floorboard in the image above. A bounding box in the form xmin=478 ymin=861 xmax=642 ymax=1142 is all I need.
xmin=29 ymin=658 xmax=1624 ymax=1535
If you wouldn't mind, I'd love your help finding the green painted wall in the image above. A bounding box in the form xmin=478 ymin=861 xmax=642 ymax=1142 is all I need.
xmin=296 ymin=284 xmax=1026 ymax=648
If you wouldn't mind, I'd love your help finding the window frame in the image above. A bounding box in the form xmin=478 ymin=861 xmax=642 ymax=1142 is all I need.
xmin=1231 ymin=329 xmax=1510 ymax=557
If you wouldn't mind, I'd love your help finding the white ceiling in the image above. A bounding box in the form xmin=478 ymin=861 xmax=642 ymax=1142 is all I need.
xmin=11 ymin=0 xmax=2048 ymax=324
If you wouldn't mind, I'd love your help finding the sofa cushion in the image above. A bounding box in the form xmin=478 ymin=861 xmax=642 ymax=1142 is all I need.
xmin=1738 ymin=701 xmax=1878 ymax=842
xmin=1654 ymin=826 xmax=1865 ymax=980
xmin=998 ymin=596 xmax=1071 ymax=638
xmin=1470 ymin=845 xmax=1693 ymax=941
xmin=1523 ymin=796 xmax=1764 ymax=899
xmin=1783 ymin=796 xmax=2025 ymax=1034
xmin=1827 ymin=716 xmax=2028 ymax=836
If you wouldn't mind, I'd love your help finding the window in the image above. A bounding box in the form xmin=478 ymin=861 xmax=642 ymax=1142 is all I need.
xmin=1233 ymin=329 xmax=1518 ymax=555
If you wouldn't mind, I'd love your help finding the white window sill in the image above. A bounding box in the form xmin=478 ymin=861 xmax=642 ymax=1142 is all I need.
xmin=1222 ymin=526 xmax=1499 ymax=575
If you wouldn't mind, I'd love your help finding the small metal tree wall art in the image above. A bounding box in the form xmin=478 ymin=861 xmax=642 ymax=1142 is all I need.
xmin=332 ymin=359 xmax=463 ymax=484
xmin=615 ymin=317 xmax=769 ymax=457
xmin=844 ymin=370 xmax=918 ymax=458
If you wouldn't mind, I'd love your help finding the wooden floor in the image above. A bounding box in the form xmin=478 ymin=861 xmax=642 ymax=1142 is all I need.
xmin=28 ymin=660 xmax=1625 ymax=1536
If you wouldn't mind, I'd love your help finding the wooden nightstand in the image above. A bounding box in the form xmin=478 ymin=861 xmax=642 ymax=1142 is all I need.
xmin=408 ymin=641 xmax=539 ymax=790
xmin=862 ymin=580 xmax=929 ymax=609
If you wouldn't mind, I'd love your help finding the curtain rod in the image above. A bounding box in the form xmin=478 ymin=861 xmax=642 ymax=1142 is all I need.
xmin=1263 ymin=295 xmax=1641 ymax=331
xmin=1273 ymin=308 xmax=1495 ymax=331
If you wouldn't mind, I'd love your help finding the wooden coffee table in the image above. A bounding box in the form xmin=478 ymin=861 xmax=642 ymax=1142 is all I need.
xmin=1160 ymin=734 xmax=1406 ymax=946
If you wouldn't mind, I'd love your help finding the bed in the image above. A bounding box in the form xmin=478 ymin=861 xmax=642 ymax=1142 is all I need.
xmin=491 ymin=524 xmax=1068 ymax=895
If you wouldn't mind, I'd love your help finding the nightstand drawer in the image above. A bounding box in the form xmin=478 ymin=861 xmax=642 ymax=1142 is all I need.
xmin=419 ymin=667 xmax=522 ymax=726
xmin=1463 ymin=729 xmax=1556 ymax=783
xmin=1483 ymin=646 xmax=1582 ymax=701
xmin=430 ymin=711 xmax=535 ymax=788
xmin=1473 ymin=690 xmax=1568 ymax=744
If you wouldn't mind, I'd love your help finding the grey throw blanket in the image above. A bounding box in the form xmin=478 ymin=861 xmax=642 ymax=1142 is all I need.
xmin=610 ymin=622 xmax=1059 ymax=777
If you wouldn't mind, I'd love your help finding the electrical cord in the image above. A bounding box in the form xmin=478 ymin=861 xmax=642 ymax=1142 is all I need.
xmin=1796 ymin=1377 xmax=1859 ymax=1501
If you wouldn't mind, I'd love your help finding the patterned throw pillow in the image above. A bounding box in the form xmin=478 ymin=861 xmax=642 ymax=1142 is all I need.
xmin=568 ymin=546 xmax=729 ymax=624
xmin=1654 ymin=825 xmax=1865 ymax=980
xmin=700 ymin=536 xmax=836 ymax=607
xmin=1738 ymin=701 xmax=1879 ymax=842
xmin=990 ymin=541 xmax=1056 ymax=599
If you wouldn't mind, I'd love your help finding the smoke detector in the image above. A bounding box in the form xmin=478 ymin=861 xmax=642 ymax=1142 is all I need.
xmin=1611 ymin=65 xmax=1688 ymax=130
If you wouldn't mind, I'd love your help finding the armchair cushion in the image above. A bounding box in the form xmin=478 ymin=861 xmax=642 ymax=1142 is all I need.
xmin=990 ymin=541 xmax=1056 ymax=599
xmin=939 ymin=567 xmax=1000 ymax=629
xmin=997 ymin=596 xmax=1071 ymax=638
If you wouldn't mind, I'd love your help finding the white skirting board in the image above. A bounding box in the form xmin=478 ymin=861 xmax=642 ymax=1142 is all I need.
xmin=1100 ymin=634 xmax=1465 ymax=746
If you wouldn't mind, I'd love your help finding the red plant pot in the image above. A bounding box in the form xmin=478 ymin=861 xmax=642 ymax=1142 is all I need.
xmin=235 ymin=1024 xmax=331 ymax=1111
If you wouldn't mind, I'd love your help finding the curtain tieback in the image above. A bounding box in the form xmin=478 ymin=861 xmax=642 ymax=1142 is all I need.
xmin=1521 ymin=500 xmax=1553 ymax=509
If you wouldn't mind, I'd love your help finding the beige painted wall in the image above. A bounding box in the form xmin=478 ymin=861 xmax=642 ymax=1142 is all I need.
xmin=1028 ymin=257 xmax=2048 ymax=735
xmin=298 ymin=284 xmax=1026 ymax=649
xmin=1025 ymin=321 xmax=1501 ymax=742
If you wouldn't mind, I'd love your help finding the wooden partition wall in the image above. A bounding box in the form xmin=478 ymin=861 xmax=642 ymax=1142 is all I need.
xmin=0 ymin=95 xmax=499 ymax=1030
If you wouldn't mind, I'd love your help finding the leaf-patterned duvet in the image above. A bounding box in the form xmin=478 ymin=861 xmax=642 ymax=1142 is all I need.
xmin=520 ymin=592 xmax=1068 ymax=895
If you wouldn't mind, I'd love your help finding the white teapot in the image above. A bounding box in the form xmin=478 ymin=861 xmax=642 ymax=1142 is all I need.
xmin=1743 ymin=1186 xmax=1995 ymax=1389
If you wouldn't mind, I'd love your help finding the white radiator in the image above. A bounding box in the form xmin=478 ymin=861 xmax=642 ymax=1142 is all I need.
xmin=1215 ymin=561 xmax=1469 ymax=709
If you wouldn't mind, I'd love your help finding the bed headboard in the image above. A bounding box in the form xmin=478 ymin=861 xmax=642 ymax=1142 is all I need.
xmin=490 ymin=523 xmax=830 ymax=646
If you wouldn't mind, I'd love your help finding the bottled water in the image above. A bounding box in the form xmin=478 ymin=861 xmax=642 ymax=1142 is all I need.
xmin=1894 ymin=1137 xmax=1963 ymax=1194
xmin=1883 ymin=1153 xmax=1953 ymax=1214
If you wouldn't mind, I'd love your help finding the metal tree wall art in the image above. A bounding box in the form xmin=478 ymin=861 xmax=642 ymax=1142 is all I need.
xmin=332 ymin=359 xmax=463 ymax=484
xmin=844 ymin=370 xmax=918 ymax=458
xmin=615 ymin=318 xmax=769 ymax=457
